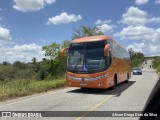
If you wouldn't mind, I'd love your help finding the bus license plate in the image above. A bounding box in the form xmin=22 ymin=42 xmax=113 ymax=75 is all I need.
xmin=80 ymin=82 xmax=87 ymax=86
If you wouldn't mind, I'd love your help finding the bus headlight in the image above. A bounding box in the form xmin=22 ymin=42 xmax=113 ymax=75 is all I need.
xmin=66 ymin=75 xmax=82 ymax=80
xmin=95 ymin=74 xmax=108 ymax=80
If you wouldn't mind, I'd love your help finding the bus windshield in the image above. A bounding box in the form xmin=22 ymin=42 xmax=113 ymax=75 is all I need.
xmin=67 ymin=41 xmax=106 ymax=73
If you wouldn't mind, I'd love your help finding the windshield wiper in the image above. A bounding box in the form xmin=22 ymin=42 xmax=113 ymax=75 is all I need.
xmin=73 ymin=63 xmax=79 ymax=72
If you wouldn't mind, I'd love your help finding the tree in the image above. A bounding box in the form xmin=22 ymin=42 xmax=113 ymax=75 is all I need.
xmin=72 ymin=26 xmax=103 ymax=39
xmin=128 ymin=48 xmax=135 ymax=57
xmin=3 ymin=61 xmax=8 ymax=66
xmin=42 ymin=43 xmax=60 ymax=59
xmin=61 ymin=40 xmax=70 ymax=48
xmin=42 ymin=58 xmax=47 ymax=62
xmin=13 ymin=61 xmax=26 ymax=69
xmin=32 ymin=57 xmax=37 ymax=65
xmin=128 ymin=48 xmax=144 ymax=68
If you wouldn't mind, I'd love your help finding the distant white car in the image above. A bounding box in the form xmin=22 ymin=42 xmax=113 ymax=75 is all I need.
xmin=133 ymin=67 xmax=142 ymax=75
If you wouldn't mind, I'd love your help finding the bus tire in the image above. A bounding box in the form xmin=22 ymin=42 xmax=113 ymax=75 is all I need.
xmin=125 ymin=80 xmax=129 ymax=83
xmin=125 ymin=73 xmax=129 ymax=83
xmin=111 ymin=75 xmax=117 ymax=90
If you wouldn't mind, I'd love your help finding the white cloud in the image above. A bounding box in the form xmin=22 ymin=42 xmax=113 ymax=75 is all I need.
xmin=155 ymin=0 xmax=160 ymax=4
xmin=120 ymin=6 xmax=160 ymax=26
xmin=121 ymin=6 xmax=147 ymax=26
xmin=0 ymin=43 xmax=46 ymax=63
xmin=13 ymin=0 xmax=56 ymax=12
xmin=95 ymin=19 xmax=115 ymax=33
xmin=97 ymin=24 xmax=113 ymax=33
xmin=47 ymin=12 xmax=82 ymax=25
xmin=95 ymin=19 xmax=111 ymax=25
xmin=0 ymin=27 xmax=11 ymax=41
xmin=13 ymin=43 xmax=42 ymax=52
xmin=45 ymin=0 xmax=56 ymax=4
xmin=135 ymin=0 xmax=149 ymax=5
xmin=114 ymin=26 xmax=154 ymax=40
xmin=0 ymin=27 xmax=13 ymax=52
xmin=41 ymin=39 xmax=47 ymax=43
xmin=148 ymin=17 xmax=160 ymax=23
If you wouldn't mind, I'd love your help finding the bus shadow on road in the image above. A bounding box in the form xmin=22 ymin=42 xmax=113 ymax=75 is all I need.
xmin=67 ymin=81 xmax=136 ymax=96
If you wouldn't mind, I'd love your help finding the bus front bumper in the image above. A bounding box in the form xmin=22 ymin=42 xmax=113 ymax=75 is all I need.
xmin=66 ymin=78 xmax=111 ymax=89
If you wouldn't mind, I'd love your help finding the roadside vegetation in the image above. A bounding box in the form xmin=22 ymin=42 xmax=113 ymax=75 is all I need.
xmin=0 ymin=56 xmax=67 ymax=101
xmin=152 ymin=57 xmax=160 ymax=73
xmin=0 ymin=78 xmax=65 ymax=101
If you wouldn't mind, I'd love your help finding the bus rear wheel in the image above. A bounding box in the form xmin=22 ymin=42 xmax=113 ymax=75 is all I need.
xmin=125 ymin=73 xmax=130 ymax=83
xmin=111 ymin=75 xmax=117 ymax=90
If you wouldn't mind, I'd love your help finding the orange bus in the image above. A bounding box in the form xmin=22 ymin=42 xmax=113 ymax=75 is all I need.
xmin=61 ymin=35 xmax=131 ymax=89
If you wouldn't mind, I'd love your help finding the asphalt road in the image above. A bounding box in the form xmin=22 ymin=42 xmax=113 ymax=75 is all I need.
xmin=0 ymin=60 xmax=159 ymax=120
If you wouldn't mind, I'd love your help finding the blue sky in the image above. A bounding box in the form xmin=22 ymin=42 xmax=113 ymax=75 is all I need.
xmin=0 ymin=0 xmax=160 ymax=63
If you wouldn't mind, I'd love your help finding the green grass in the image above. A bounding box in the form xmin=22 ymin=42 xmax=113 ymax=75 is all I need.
xmin=152 ymin=57 xmax=160 ymax=74
xmin=0 ymin=79 xmax=66 ymax=101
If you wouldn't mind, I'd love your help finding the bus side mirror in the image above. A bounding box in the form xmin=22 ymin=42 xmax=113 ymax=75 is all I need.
xmin=104 ymin=44 xmax=110 ymax=57
xmin=60 ymin=48 xmax=69 ymax=58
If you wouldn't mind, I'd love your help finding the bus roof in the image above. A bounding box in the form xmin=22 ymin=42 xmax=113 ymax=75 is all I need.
xmin=71 ymin=35 xmax=112 ymax=43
